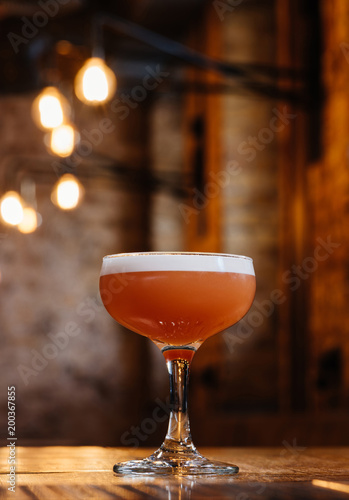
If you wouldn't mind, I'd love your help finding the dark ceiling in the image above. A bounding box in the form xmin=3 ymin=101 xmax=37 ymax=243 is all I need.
xmin=0 ymin=0 xmax=307 ymax=104
xmin=0 ymin=0 xmax=208 ymax=94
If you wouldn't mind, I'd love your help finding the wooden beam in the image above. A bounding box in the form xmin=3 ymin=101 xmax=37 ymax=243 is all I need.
xmin=182 ymin=8 xmax=222 ymax=252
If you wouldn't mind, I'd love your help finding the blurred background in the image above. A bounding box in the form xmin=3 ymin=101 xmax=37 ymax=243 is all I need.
xmin=0 ymin=0 xmax=348 ymax=448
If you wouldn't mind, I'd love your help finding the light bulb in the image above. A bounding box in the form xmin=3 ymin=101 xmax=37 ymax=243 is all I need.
xmin=39 ymin=95 xmax=63 ymax=129
xmin=32 ymin=87 xmax=69 ymax=130
xmin=50 ymin=124 xmax=75 ymax=157
xmin=18 ymin=207 xmax=38 ymax=234
xmin=74 ymin=57 xmax=116 ymax=104
xmin=52 ymin=174 xmax=83 ymax=210
xmin=0 ymin=191 xmax=24 ymax=226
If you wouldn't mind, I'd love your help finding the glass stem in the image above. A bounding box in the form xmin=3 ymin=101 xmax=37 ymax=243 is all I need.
xmin=161 ymin=358 xmax=197 ymax=454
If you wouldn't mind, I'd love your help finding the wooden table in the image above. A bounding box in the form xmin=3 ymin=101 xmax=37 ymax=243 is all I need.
xmin=1 ymin=447 xmax=349 ymax=499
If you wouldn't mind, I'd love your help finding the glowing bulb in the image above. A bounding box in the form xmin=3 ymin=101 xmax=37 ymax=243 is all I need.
xmin=84 ymin=66 xmax=109 ymax=101
xmin=32 ymin=87 xmax=69 ymax=130
xmin=0 ymin=191 xmax=24 ymax=225
xmin=50 ymin=124 xmax=75 ymax=157
xmin=39 ymin=95 xmax=63 ymax=129
xmin=18 ymin=207 xmax=38 ymax=234
xmin=52 ymin=174 xmax=83 ymax=210
xmin=75 ymin=57 xmax=116 ymax=104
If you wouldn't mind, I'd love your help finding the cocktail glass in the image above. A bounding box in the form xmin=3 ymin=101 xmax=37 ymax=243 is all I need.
xmin=99 ymin=252 xmax=256 ymax=475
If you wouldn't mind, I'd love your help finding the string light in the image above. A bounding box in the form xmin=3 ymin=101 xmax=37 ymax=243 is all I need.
xmin=74 ymin=57 xmax=116 ymax=104
xmin=50 ymin=124 xmax=76 ymax=157
xmin=51 ymin=174 xmax=83 ymax=210
xmin=18 ymin=207 xmax=39 ymax=234
xmin=32 ymin=87 xmax=69 ymax=130
xmin=0 ymin=191 xmax=24 ymax=226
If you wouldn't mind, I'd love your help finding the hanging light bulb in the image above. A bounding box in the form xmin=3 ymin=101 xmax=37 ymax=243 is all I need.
xmin=50 ymin=124 xmax=76 ymax=157
xmin=38 ymin=94 xmax=63 ymax=129
xmin=0 ymin=191 xmax=24 ymax=226
xmin=32 ymin=87 xmax=70 ymax=130
xmin=74 ymin=57 xmax=116 ymax=104
xmin=51 ymin=174 xmax=83 ymax=210
xmin=18 ymin=207 xmax=38 ymax=234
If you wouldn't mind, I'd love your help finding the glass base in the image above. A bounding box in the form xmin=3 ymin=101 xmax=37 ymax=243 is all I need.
xmin=113 ymin=448 xmax=239 ymax=476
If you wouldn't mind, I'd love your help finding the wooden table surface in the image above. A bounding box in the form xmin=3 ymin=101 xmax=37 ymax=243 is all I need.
xmin=1 ymin=447 xmax=349 ymax=499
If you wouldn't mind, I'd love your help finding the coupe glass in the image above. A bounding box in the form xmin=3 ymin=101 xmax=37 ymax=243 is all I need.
xmin=99 ymin=252 xmax=256 ymax=475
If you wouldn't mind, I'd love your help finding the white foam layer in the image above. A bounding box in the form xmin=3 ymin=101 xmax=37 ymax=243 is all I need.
xmin=100 ymin=252 xmax=255 ymax=276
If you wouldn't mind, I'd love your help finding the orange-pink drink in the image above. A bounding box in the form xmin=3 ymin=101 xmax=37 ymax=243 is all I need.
xmin=100 ymin=253 xmax=256 ymax=359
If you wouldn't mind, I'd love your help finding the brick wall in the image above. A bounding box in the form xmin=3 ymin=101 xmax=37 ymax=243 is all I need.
xmin=2 ymin=0 xmax=346 ymax=448
xmin=0 ymin=94 xmax=152 ymax=444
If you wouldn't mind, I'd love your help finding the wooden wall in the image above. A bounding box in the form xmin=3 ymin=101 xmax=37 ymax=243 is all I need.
xmin=179 ymin=0 xmax=349 ymax=445
xmin=308 ymin=0 xmax=349 ymax=411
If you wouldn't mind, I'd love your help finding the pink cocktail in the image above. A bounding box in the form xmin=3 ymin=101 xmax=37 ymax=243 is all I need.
xmin=100 ymin=252 xmax=256 ymax=475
